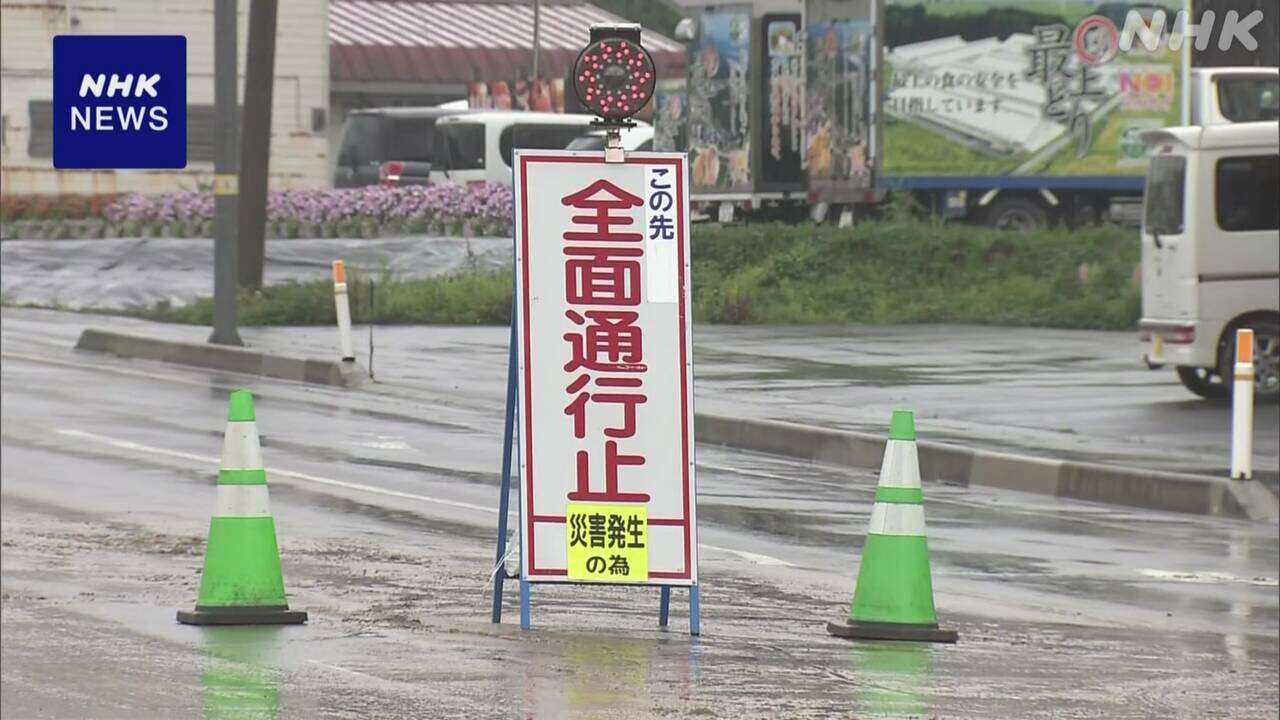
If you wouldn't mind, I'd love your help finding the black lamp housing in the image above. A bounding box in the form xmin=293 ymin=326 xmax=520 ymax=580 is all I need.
xmin=573 ymin=23 xmax=656 ymax=124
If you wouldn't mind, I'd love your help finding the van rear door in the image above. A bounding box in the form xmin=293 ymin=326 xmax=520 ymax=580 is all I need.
xmin=1141 ymin=152 xmax=1197 ymax=321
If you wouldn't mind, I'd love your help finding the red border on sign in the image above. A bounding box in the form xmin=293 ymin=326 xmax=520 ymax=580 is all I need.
xmin=518 ymin=153 xmax=693 ymax=580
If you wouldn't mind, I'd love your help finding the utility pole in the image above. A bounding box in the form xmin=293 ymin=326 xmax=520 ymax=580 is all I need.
xmin=209 ymin=0 xmax=242 ymax=345
xmin=237 ymin=0 xmax=277 ymax=288
xmin=532 ymin=0 xmax=542 ymax=78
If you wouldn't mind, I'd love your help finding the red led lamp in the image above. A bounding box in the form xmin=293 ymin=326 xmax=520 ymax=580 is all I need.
xmin=572 ymin=33 xmax=655 ymax=123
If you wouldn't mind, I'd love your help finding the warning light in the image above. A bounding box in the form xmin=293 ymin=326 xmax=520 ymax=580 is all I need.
xmin=572 ymin=24 xmax=655 ymax=123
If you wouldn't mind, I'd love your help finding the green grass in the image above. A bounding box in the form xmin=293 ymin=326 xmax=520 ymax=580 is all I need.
xmin=115 ymin=220 xmax=1140 ymax=331
xmin=130 ymin=269 xmax=514 ymax=326
xmin=690 ymin=219 xmax=1139 ymax=329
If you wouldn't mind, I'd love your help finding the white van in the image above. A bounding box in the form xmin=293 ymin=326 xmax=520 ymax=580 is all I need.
xmin=432 ymin=112 xmax=601 ymax=185
xmin=1139 ymin=121 xmax=1279 ymax=399
xmin=565 ymin=124 xmax=655 ymax=152
xmin=1188 ymin=67 xmax=1280 ymax=126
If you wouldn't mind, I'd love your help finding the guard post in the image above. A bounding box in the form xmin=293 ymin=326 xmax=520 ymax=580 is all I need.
xmin=1230 ymin=328 xmax=1255 ymax=480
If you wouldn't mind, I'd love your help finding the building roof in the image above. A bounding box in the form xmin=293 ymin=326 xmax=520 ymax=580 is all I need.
xmin=330 ymin=0 xmax=688 ymax=86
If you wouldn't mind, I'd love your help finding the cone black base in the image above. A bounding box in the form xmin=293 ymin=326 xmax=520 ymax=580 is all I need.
xmin=826 ymin=619 xmax=957 ymax=643
xmin=177 ymin=605 xmax=308 ymax=626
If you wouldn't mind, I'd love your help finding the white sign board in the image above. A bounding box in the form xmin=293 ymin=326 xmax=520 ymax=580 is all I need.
xmin=514 ymin=150 xmax=697 ymax=586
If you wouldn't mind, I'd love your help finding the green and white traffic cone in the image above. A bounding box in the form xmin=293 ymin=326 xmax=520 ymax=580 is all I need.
xmin=827 ymin=410 xmax=956 ymax=643
xmin=178 ymin=390 xmax=307 ymax=625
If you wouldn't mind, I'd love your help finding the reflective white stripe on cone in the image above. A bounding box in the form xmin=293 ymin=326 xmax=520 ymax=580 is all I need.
xmin=868 ymin=503 xmax=926 ymax=536
xmin=220 ymin=422 xmax=263 ymax=469
xmin=878 ymin=439 xmax=921 ymax=489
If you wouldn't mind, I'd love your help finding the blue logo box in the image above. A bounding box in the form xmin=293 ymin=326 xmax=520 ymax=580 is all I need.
xmin=53 ymin=35 xmax=187 ymax=169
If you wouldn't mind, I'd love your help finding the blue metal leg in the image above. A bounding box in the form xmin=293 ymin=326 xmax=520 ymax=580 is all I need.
xmin=520 ymin=580 xmax=531 ymax=630
xmin=659 ymin=586 xmax=671 ymax=628
xmin=490 ymin=313 xmax=518 ymax=624
xmin=689 ymin=585 xmax=701 ymax=636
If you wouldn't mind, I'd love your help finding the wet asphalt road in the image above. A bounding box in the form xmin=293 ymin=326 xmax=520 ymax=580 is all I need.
xmin=2 ymin=309 xmax=1278 ymax=718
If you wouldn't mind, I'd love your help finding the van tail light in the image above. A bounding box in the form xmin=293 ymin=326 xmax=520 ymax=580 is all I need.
xmin=466 ymin=180 xmax=486 ymax=190
xmin=379 ymin=161 xmax=404 ymax=185
xmin=1165 ymin=325 xmax=1195 ymax=344
xmin=1139 ymin=322 xmax=1195 ymax=344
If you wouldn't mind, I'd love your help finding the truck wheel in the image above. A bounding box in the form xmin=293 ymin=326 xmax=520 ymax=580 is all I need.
xmin=985 ymin=197 xmax=1047 ymax=231
xmin=1218 ymin=319 xmax=1280 ymax=401
xmin=1175 ymin=366 xmax=1229 ymax=400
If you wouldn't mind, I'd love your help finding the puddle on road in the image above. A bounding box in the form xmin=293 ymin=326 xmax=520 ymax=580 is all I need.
xmin=515 ymin=633 xmax=699 ymax=719
xmin=693 ymin=348 xmax=929 ymax=386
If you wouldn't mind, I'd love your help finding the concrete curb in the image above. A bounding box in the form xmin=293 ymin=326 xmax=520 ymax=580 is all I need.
xmin=694 ymin=413 xmax=1279 ymax=522
xmin=74 ymin=329 xmax=365 ymax=389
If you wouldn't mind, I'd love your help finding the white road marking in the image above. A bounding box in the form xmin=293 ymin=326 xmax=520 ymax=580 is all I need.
xmin=700 ymin=543 xmax=793 ymax=567
xmin=2 ymin=350 xmax=222 ymax=388
xmin=306 ymin=659 xmax=388 ymax=682
xmin=55 ymin=428 xmax=495 ymax=515
xmin=55 ymin=429 xmax=797 ymax=568
xmin=1138 ymin=568 xmax=1278 ymax=587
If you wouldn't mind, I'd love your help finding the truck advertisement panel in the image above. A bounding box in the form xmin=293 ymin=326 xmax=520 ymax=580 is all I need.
xmin=806 ymin=11 xmax=876 ymax=195
xmin=883 ymin=0 xmax=1182 ymax=177
xmin=759 ymin=13 xmax=805 ymax=190
xmin=687 ymin=6 xmax=753 ymax=193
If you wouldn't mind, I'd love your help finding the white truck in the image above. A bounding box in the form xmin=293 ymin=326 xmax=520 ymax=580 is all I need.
xmin=1139 ymin=69 xmax=1279 ymax=399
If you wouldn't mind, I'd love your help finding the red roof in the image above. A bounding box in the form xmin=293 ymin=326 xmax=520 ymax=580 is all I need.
xmin=330 ymin=0 xmax=688 ymax=85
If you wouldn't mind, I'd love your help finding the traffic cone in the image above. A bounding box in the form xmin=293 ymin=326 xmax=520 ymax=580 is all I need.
xmin=178 ymin=390 xmax=307 ymax=625
xmin=827 ymin=410 xmax=956 ymax=643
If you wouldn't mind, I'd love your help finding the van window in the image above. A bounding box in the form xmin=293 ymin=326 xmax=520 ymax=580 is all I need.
xmin=385 ymin=118 xmax=435 ymax=162
xmin=1216 ymin=155 xmax=1280 ymax=232
xmin=1217 ymin=77 xmax=1280 ymax=122
xmin=436 ymin=122 xmax=485 ymax=170
xmin=500 ymin=124 xmax=593 ymax=166
xmin=338 ymin=115 xmax=383 ymax=166
xmin=1144 ymin=155 xmax=1185 ymax=235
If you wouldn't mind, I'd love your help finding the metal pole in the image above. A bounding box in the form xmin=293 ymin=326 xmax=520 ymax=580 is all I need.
xmin=237 ymin=0 xmax=278 ymax=288
xmin=209 ymin=0 xmax=242 ymax=346
xmin=1180 ymin=0 xmax=1191 ymax=125
xmin=491 ymin=303 xmax=518 ymax=624
xmin=532 ymin=0 xmax=541 ymax=78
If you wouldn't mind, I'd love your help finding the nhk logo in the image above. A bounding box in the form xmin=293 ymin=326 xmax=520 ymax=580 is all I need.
xmin=53 ymin=35 xmax=187 ymax=169
xmin=1070 ymin=9 xmax=1265 ymax=66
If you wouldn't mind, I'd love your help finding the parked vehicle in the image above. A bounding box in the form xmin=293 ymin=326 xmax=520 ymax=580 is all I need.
xmin=333 ymin=106 xmax=471 ymax=188
xmin=879 ymin=13 xmax=1274 ymax=230
xmin=432 ymin=112 xmax=603 ymax=185
xmin=1188 ymin=66 xmax=1280 ymax=126
xmin=658 ymin=2 xmax=1278 ymax=228
xmin=1138 ymin=121 xmax=1279 ymax=399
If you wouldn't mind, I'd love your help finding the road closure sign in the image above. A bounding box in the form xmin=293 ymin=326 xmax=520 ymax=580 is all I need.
xmin=514 ymin=150 xmax=697 ymax=586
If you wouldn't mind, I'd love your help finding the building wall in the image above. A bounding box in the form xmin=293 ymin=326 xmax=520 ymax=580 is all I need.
xmin=0 ymin=0 xmax=330 ymax=194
